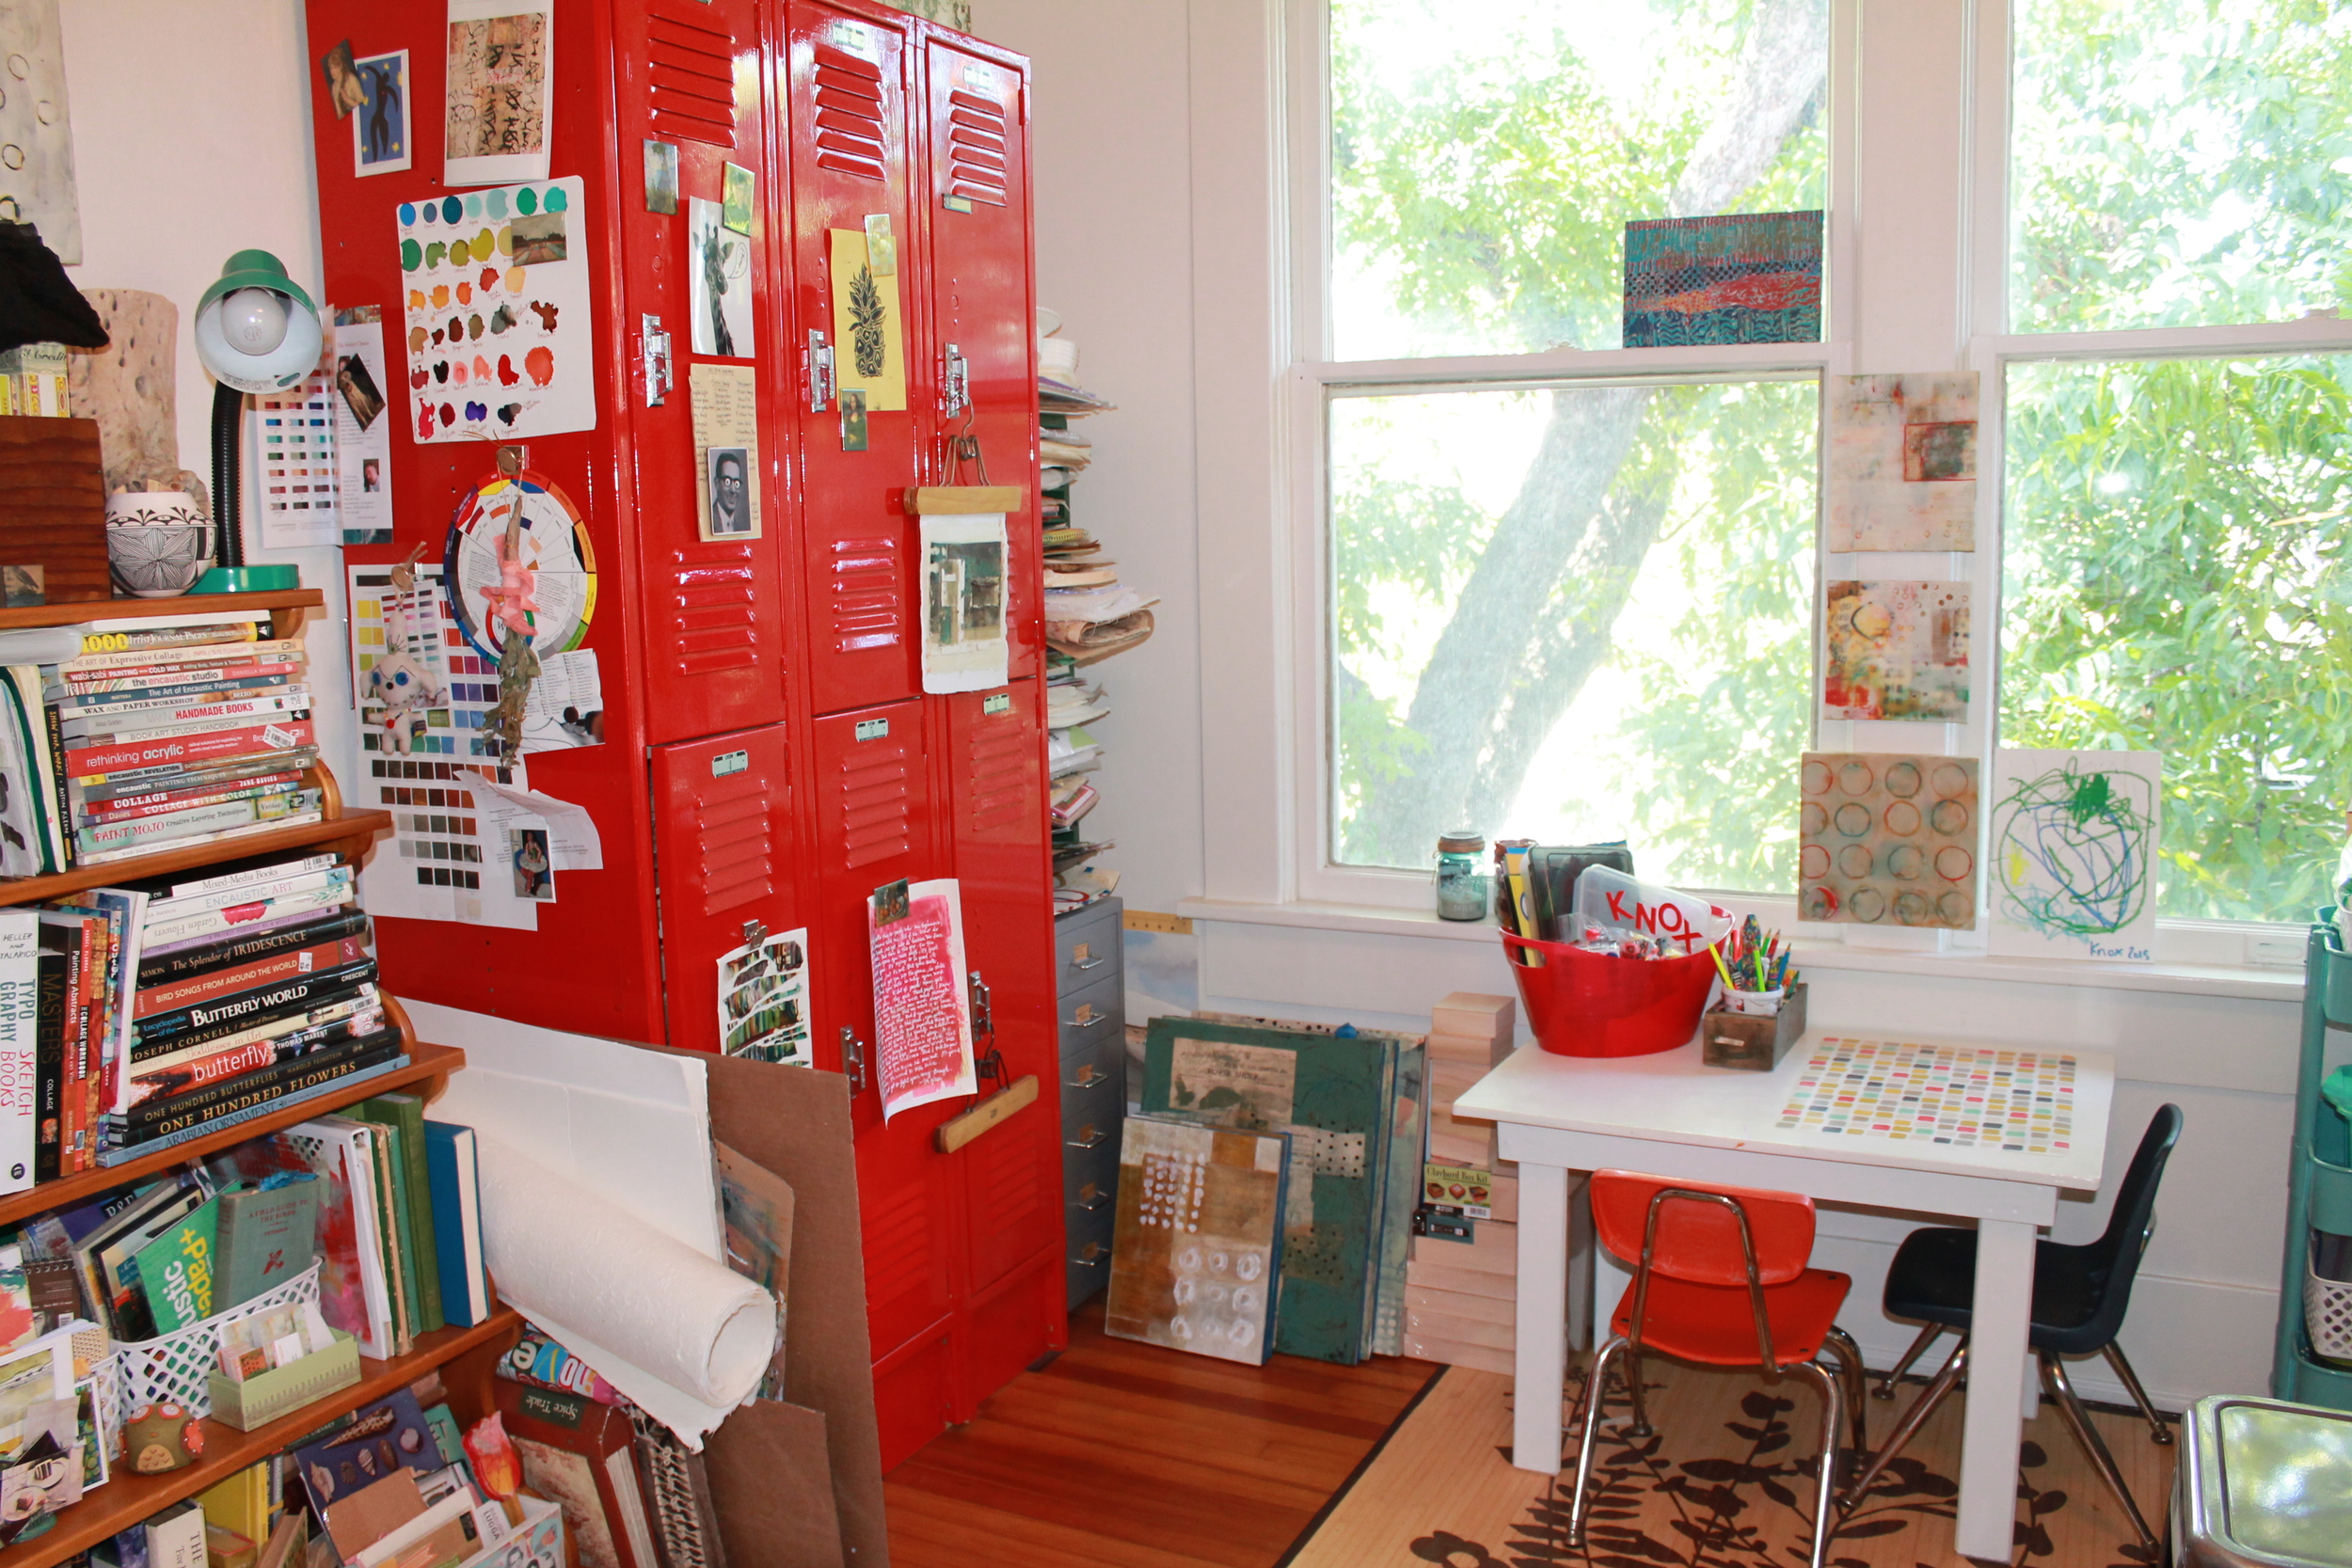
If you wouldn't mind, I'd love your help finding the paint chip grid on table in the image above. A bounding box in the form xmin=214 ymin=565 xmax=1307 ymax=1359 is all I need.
xmin=1774 ymin=1037 xmax=2074 ymax=1152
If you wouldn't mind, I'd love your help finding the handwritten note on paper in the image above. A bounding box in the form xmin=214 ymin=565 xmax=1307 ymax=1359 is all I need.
xmin=870 ymin=878 xmax=977 ymax=1120
xmin=690 ymin=364 xmax=763 ymax=542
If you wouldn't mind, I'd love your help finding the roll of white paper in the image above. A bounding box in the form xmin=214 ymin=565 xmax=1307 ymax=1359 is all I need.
xmin=476 ymin=1137 xmax=775 ymax=1409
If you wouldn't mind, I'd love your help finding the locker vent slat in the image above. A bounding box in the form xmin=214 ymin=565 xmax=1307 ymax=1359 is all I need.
xmin=943 ymin=87 xmax=1009 ymax=207
xmin=864 ymin=1187 xmax=932 ymax=1314
xmin=649 ymin=8 xmax=740 ymax=147
xmin=830 ymin=536 xmax=902 ymax=653
xmin=695 ymin=786 xmax=775 ymax=914
xmin=836 ymin=740 xmax=913 ymax=870
xmin=969 ymin=1123 xmax=1043 ymax=1243
xmin=813 ymin=53 xmax=887 ymax=182
xmin=966 ymin=709 xmax=1029 ymax=833
xmin=669 ymin=551 xmax=761 ymax=675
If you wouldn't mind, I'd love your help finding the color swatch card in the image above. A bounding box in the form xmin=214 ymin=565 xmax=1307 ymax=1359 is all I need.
xmin=1105 ymin=1116 xmax=1290 ymax=1366
xmin=1820 ymin=579 xmax=1970 ymax=721
xmin=1989 ymin=749 xmax=2161 ymax=963
xmin=396 ymin=178 xmax=595 ymax=443
xmin=1775 ymin=1037 xmax=2075 ymax=1155
xmin=249 ymin=350 xmax=341 ymax=549
xmin=1799 ymin=752 xmax=1978 ymax=929
xmin=1826 ymin=372 xmax=1979 ymax=551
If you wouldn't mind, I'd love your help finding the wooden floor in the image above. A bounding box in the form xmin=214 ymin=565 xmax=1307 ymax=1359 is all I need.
xmin=883 ymin=1301 xmax=1439 ymax=1568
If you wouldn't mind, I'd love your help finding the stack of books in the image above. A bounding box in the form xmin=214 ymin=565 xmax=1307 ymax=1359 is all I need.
xmin=0 ymin=850 xmax=401 ymax=1179
xmin=0 ymin=611 xmax=323 ymax=877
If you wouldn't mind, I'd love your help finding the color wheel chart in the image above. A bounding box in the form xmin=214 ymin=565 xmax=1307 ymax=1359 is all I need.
xmin=1775 ymin=1037 xmax=2075 ymax=1153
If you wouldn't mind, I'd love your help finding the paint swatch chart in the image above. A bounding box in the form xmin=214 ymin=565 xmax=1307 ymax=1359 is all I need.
xmin=1775 ymin=1037 xmax=2075 ymax=1153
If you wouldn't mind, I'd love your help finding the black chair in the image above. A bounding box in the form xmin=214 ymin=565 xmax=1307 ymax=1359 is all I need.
xmin=1839 ymin=1103 xmax=2184 ymax=1552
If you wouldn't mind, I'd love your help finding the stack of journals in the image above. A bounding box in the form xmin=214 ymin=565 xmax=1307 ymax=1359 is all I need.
xmin=0 ymin=850 xmax=398 ymax=1180
xmin=0 ymin=611 xmax=322 ymax=877
xmin=1405 ymin=990 xmax=1543 ymax=1377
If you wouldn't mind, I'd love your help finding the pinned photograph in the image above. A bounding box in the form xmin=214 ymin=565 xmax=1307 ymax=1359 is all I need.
xmin=716 ymin=926 xmax=811 ymax=1064
xmin=352 ymin=50 xmax=411 ymax=176
xmin=507 ymin=210 xmax=568 ymax=265
xmin=871 ymin=878 xmax=911 ymax=927
xmin=320 ymin=39 xmax=366 ymax=118
xmin=509 ymin=827 xmax=553 ymax=900
xmin=643 ymin=139 xmax=679 ymax=215
xmin=721 ymin=162 xmax=755 ymax=235
xmin=919 ymin=513 xmax=1010 ymax=692
xmin=687 ymin=197 xmax=755 ymax=357
xmin=335 ymin=351 xmax=386 ymax=430
xmin=1 ymin=566 xmax=42 ymax=609
xmin=705 ymin=447 xmax=751 ymax=537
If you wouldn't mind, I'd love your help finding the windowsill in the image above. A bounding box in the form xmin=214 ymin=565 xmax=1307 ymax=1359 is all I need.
xmin=1173 ymin=896 xmax=2307 ymax=1003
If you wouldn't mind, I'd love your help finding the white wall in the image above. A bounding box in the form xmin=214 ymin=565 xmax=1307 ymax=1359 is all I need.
xmin=56 ymin=0 xmax=355 ymax=773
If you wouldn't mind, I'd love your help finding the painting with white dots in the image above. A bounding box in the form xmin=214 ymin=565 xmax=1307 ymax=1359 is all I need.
xmin=1799 ymin=752 xmax=1979 ymax=929
xmin=1104 ymin=1115 xmax=1291 ymax=1366
xmin=395 ymin=178 xmax=596 ymax=444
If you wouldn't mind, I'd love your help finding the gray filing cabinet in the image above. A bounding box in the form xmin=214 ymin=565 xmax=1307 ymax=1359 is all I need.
xmin=1056 ymin=895 xmax=1126 ymax=1307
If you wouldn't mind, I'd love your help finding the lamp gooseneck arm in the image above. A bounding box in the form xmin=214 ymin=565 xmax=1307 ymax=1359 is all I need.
xmin=210 ymin=378 xmax=245 ymax=569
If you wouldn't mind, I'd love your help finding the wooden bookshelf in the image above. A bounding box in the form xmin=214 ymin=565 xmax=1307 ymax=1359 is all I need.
xmin=0 ymin=589 xmax=328 ymax=641
xmin=0 ymin=1308 xmax=527 ymax=1568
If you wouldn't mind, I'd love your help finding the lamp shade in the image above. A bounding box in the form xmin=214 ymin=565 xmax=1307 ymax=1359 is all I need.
xmin=192 ymin=249 xmax=323 ymax=393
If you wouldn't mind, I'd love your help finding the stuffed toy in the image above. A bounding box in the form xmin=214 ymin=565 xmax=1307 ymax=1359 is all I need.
xmin=123 ymin=1402 xmax=204 ymax=1473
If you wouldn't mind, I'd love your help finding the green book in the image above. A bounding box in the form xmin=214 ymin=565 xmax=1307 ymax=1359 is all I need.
xmin=130 ymin=1196 xmax=221 ymax=1334
xmin=214 ymin=1175 xmax=322 ymax=1311
xmin=350 ymin=1095 xmax=442 ymax=1335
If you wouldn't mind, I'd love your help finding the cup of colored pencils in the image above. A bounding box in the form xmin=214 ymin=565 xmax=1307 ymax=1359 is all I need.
xmin=1712 ymin=916 xmax=1796 ymax=1015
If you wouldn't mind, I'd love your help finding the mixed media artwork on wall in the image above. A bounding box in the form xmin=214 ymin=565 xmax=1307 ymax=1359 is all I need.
xmin=1622 ymin=210 xmax=1822 ymax=347
xmin=1820 ymin=579 xmax=1970 ymax=721
xmin=1988 ymin=749 xmax=2161 ymax=962
xmin=1826 ymin=372 xmax=1978 ymax=550
xmin=1799 ymin=752 xmax=1979 ymax=929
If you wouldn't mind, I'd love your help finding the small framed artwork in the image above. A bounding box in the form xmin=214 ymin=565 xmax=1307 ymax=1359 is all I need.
xmin=352 ymin=50 xmax=411 ymax=177
xmin=722 ymin=162 xmax=755 ymax=235
xmin=644 ymin=139 xmax=679 ymax=215
xmin=1 ymin=566 xmax=42 ymax=608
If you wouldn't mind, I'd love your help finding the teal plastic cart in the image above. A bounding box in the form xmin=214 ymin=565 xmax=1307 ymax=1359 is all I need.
xmin=2273 ymin=916 xmax=2352 ymax=1409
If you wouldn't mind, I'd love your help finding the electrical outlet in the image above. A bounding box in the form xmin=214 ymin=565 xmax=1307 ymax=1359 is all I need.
xmin=1122 ymin=910 xmax=1192 ymax=935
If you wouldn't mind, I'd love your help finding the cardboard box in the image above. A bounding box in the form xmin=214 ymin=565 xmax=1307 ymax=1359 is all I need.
xmin=205 ymin=1331 xmax=363 ymax=1431
xmin=1406 ymin=1307 xmax=1513 ymax=1352
xmin=1410 ymin=1219 xmax=1517 ymax=1277
xmin=1405 ymin=1332 xmax=1513 ymax=1375
xmin=1427 ymin=1125 xmax=1497 ymax=1167
xmin=1406 ymin=1257 xmax=1517 ymax=1300
xmin=1432 ymin=991 xmax=1515 ymax=1042
xmin=1428 ymin=1059 xmax=1487 ymax=1105
xmin=1424 ymin=1030 xmax=1513 ymax=1068
xmin=1406 ymin=1285 xmax=1515 ymax=1326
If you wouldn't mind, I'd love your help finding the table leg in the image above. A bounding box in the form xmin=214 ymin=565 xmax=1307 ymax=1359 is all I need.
xmin=1513 ymin=1161 xmax=1570 ymax=1474
xmin=1955 ymin=1217 xmax=2034 ymax=1560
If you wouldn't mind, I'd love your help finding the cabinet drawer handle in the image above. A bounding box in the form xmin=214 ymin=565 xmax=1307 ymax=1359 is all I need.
xmin=1074 ymin=1181 xmax=1108 ymax=1211
xmin=1067 ymin=1065 xmax=1107 ymax=1090
xmin=1070 ymin=954 xmax=1107 ymax=971
xmin=1063 ymin=1009 xmax=1111 ymax=1030
xmin=1067 ymin=1125 xmax=1109 ymax=1148
xmin=1071 ymin=1241 xmax=1109 ymax=1266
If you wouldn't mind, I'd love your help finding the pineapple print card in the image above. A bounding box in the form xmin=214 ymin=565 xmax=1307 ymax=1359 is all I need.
xmin=829 ymin=228 xmax=906 ymax=411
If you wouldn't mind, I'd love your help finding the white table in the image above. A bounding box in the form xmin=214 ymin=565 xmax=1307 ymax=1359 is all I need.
xmin=1454 ymin=1035 xmax=2112 ymax=1562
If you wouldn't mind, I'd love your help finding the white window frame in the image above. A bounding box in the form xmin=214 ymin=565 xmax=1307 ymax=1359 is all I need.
xmin=1186 ymin=0 xmax=2352 ymax=977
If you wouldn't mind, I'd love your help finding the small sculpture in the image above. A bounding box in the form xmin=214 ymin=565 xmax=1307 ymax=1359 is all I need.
xmin=123 ymin=1402 xmax=204 ymax=1473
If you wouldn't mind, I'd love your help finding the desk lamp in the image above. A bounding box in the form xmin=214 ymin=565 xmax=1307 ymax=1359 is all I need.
xmin=187 ymin=250 xmax=318 ymax=593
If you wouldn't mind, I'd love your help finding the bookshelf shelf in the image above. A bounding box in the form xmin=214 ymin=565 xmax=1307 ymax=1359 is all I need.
xmin=0 ymin=590 xmax=327 ymax=636
xmin=0 ymin=810 xmax=393 ymax=911
xmin=0 ymin=1307 xmax=527 ymax=1568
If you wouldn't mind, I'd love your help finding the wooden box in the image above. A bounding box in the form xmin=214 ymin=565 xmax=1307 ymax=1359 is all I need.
xmin=1700 ymin=981 xmax=1809 ymax=1071
xmin=0 ymin=416 xmax=111 ymax=601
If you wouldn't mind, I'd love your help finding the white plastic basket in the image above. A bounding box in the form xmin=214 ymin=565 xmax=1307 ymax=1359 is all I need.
xmin=2305 ymin=1230 xmax=2352 ymax=1365
xmin=110 ymin=1258 xmax=325 ymax=1419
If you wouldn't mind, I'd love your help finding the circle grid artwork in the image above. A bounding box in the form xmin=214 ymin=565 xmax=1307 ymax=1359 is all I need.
xmin=1775 ymin=1037 xmax=2074 ymax=1154
xmin=1797 ymin=750 xmax=1979 ymax=927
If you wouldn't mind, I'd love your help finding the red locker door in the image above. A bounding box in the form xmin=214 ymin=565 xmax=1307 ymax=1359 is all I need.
xmin=651 ymin=723 xmax=802 ymax=1053
xmin=615 ymin=0 xmax=796 ymax=745
xmin=807 ymin=703 xmax=960 ymax=1382
xmin=943 ymin=681 xmax=1058 ymax=1295
xmin=783 ymin=0 xmax=925 ymax=716
xmin=917 ymin=34 xmax=1041 ymax=679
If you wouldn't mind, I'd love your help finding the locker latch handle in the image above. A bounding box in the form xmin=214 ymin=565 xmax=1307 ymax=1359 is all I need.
xmin=942 ymin=342 xmax=969 ymax=420
xmin=641 ymin=313 xmax=673 ymax=407
xmin=839 ymin=1025 xmax=868 ymax=1095
xmin=807 ymin=329 xmax=835 ymax=412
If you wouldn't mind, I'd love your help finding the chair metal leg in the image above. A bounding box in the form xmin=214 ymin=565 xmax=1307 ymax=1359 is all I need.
xmin=1820 ymin=1327 xmax=1869 ymax=1459
xmin=2101 ymin=1342 xmax=2174 ymax=1446
xmin=1622 ymin=1346 xmax=1653 ymax=1437
xmin=1840 ymin=1338 xmax=1967 ymax=1512
xmin=1874 ymin=1322 xmax=1944 ymax=1401
xmin=1789 ymin=1360 xmax=1844 ymax=1568
xmin=2041 ymin=1351 xmax=2159 ymax=1554
xmin=1567 ymin=1337 xmax=1629 ymax=1548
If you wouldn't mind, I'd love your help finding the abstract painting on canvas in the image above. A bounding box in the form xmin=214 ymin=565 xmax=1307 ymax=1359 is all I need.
xmin=1820 ymin=579 xmax=1970 ymax=721
xmin=1826 ymin=372 xmax=1978 ymax=551
xmin=1622 ymin=211 xmax=1822 ymax=348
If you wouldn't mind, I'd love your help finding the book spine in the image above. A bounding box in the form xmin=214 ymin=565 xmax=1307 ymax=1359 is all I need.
xmin=78 ymin=812 xmax=324 ymax=866
xmin=104 ymin=1043 xmax=405 ymax=1151
xmin=82 ymin=778 xmax=306 ymax=828
xmin=73 ymin=748 xmax=319 ymax=800
xmin=358 ymin=1098 xmax=442 ymax=1335
xmin=97 ymin=1055 xmax=409 ymax=1164
xmin=60 ymin=659 xmax=301 ymax=695
xmin=32 ymin=943 xmax=62 ymax=1182
xmin=64 ymin=919 xmax=89 ymax=1172
xmin=61 ymin=635 xmax=294 ymax=674
xmin=61 ymin=692 xmax=310 ymax=742
xmin=164 ymin=850 xmax=342 ymax=902
xmin=137 ymin=882 xmax=351 ymax=951
xmin=135 ymin=909 xmax=367 ymax=987
xmin=66 ymin=720 xmax=318 ymax=779
xmin=108 ymin=1029 xmax=405 ymax=1139
xmin=135 ymin=936 xmax=372 ymax=1020
xmin=40 ymin=701 xmax=72 ymax=871
xmin=135 ymin=961 xmax=376 ymax=1051
xmin=74 ymin=792 xmax=319 ymax=857
xmin=142 ymin=865 xmax=347 ymax=925
xmin=132 ymin=977 xmax=377 ymax=1065
xmin=122 ymin=1006 xmax=385 ymax=1112
xmin=57 ymin=673 xmax=293 ymax=713
xmin=0 ymin=913 xmax=36 ymax=1193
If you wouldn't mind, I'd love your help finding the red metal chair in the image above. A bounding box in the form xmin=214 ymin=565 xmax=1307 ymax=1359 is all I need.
xmin=1569 ymin=1171 xmax=1869 ymax=1568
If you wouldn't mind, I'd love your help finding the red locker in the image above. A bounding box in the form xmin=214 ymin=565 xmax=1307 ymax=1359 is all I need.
xmin=305 ymin=0 xmax=1059 ymax=1470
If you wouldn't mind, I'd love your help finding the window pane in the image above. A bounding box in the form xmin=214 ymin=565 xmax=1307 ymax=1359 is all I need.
xmin=2010 ymin=0 xmax=2352 ymax=333
xmin=2002 ymin=356 xmax=2352 ymax=921
xmin=1327 ymin=0 xmax=1828 ymax=360
xmin=1329 ymin=378 xmax=1818 ymax=893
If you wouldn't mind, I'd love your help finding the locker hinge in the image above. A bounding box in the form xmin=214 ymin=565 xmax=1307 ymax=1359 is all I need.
xmin=839 ymin=1024 xmax=868 ymax=1095
xmin=941 ymin=342 xmax=969 ymax=420
xmin=806 ymin=329 xmax=835 ymax=411
xmin=640 ymin=313 xmax=673 ymax=406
